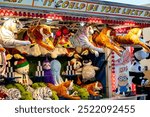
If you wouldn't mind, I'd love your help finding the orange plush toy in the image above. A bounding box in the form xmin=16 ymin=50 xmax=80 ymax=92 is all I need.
xmin=113 ymin=28 xmax=150 ymax=52
xmin=27 ymin=25 xmax=54 ymax=51
xmin=0 ymin=48 xmax=5 ymax=52
xmin=47 ymin=80 xmax=81 ymax=100
xmin=83 ymin=81 xmax=103 ymax=96
xmin=94 ymin=27 xmax=124 ymax=56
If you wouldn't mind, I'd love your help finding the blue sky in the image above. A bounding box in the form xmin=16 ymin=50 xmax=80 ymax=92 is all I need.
xmin=103 ymin=0 xmax=150 ymax=5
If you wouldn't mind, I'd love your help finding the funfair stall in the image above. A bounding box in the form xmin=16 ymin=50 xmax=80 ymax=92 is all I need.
xmin=0 ymin=0 xmax=150 ymax=100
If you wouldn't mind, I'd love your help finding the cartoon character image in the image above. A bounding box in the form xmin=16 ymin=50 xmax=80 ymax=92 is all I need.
xmin=116 ymin=74 xmax=130 ymax=94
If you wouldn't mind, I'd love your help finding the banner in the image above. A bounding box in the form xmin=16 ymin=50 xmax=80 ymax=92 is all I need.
xmin=0 ymin=0 xmax=150 ymax=20
xmin=0 ymin=0 xmax=33 ymax=6
xmin=113 ymin=47 xmax=135 ymax=93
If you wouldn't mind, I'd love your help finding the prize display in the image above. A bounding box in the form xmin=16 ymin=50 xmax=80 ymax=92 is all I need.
xmin=0 ymin=0 xmax=150 ymax=100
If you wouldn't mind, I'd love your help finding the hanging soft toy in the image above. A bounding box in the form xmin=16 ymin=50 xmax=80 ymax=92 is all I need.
xmin=129 ymin=47 xmax=150 ymax=86
xmin=50 ymin=60 xmax=64 ymax=85
xmin=113 ymin=28 xmax=150 ymax=52
xmin=54 ymin=26 xmax=72 ymax=48
xmin=0 ymin=18 xmax=31 ymax=76
xmin=27 ymin=24 xmax=54 ymax=51
xmin=70 ymin=25 xmax=104 ymax=57
xmin=42 ymin=58 xmax=55 ymax=84
xmin=94 ymin=27 xmax=124 ymax=57
xmin=14 ymin=59 xmax=33 ymax=85
xmin=0 ymin=18 xmax=31 ymax=48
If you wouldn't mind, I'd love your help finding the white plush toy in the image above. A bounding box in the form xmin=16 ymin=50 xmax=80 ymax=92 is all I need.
xmin=14 ymin=59 xmax=32 ymax=85
xmin=77 ymin=60 xmax=99 ymax=81
xmin=49 ymin=47 xmax=68 ymax=58
xmin=0 ymin=18 xmax=31 ymax=48
xmin=0 ymin=18 xmax=31 ymax=76
xmin=70 ymin=26 xmax=104 ymax=57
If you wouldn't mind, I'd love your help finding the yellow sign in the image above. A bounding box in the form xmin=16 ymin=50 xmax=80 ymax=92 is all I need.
xmin=33 ymin=0 xmax=150 ymax=18
xmin=0 ymin=0 xmax=150 ymax=19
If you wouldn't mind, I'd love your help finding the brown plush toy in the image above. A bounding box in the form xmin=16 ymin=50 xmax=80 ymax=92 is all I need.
xmin=27 ymin=24 xmax=54 ymax=51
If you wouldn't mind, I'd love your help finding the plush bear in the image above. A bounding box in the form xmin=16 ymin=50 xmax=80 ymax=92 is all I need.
xmin=77 ymin=59 xmax=99 ymax=82
xmin=14 ymin=59 xmax=33 ymax=85
xmin=129 ymin=47 xmax=150 ymax=86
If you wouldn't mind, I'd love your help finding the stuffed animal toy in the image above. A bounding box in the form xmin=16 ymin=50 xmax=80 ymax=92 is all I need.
xmin=49 ymin=47 xmax=68 ymax=58
xmin=129 ymin=47 xmax=150 ymax=86
xmin=32 ymin=87 xmax=52 ymax=100
xmin=14 ymin=59 xmax=33 ymax=85
xmin=0 ymin=52 xmax=7 ymax=76
xmin=94 ymin=27 xmax=124 ymax=57
xmin=50 ymin=60 xmax=64 ymax=85
xmin=73 ymin=84 xmax=89 ymax=100
xmin=42 ymin=58 xmax=55 ymax=84
xmin=47 ymin=80 xmax=81 ymax=100
xmin=0 ymin=85 xmax=22 ymax=100
xmin=77 ymin=59 xmax=99 ymax=82
xmin=0 ymin=18 xmax=31 ymax=48
xmin=54 ymin=26 xmax=72 ymax=48
xmin=16 ymin=43 xmax=42 ymax=57
xmin=70 ymin=25 xmax=104 ymax=57
xmin=6 ymin=48 xmax=25 ymax=60
xmin=0 ymin=18 xmax=31 ymax=77
xmin=83 ymin=81 xmax=103 ymax=96
xmin=0 ymin=90 xmax=8 ymax=100
xmin=27 ymin=24 xmax=54 ymax=51
xmin=0 ymin=86 xmax=8 ymax=100
xmin=5 ymin=83 xmax=33 ymax=100
xmin=6 ymin=88 xmax=22 ymax=100
xmin=113 ymin=28 xmax=150 ymax=52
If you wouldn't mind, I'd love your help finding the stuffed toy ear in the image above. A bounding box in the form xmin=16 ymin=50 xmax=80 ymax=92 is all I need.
xmin=65 ymin=79 xmax=68 ymax=82
xmin=14 ymin=61 xmax=18 ymax=66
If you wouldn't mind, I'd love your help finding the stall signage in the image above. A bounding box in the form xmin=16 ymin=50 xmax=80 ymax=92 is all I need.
xmin=0 ymin=0 xmax=33 ymax=6
xmin=33 ymin=0 xmax=150 ymax=18
xmin=0 ymin=0 xmax=150 ymax=19
xmin=114 ymin=47 xmax=133 ymax=91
